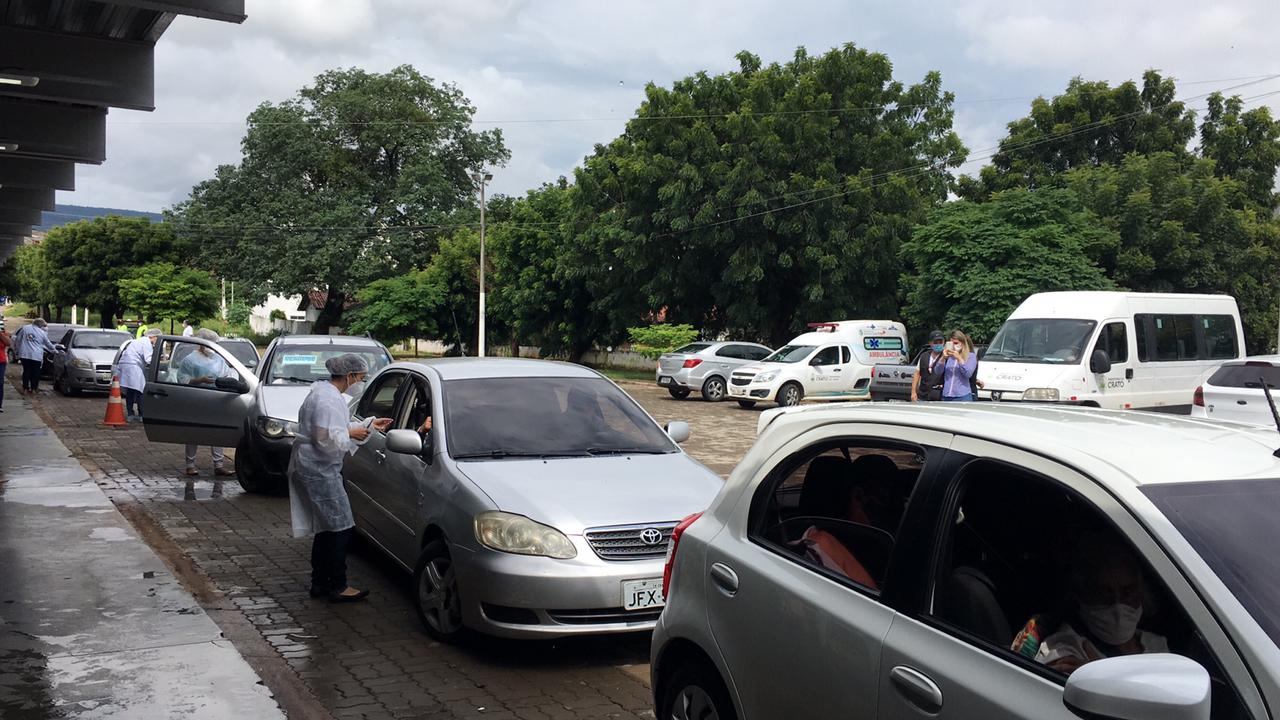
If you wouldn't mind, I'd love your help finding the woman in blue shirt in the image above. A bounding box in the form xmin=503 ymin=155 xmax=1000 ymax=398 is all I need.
xmin=940 ymin=330 xmax=977 ymax=402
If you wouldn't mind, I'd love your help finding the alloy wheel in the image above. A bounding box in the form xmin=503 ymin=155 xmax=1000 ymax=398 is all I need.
xmin=703 ymin=377 xmax=726 ymax=402
xmin=419 ymin=556 xmax=462 ymax=635
xmin=671 ymin=685 xmax=721 ymax=720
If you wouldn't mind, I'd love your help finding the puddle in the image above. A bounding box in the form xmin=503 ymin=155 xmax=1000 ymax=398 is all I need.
xmin=89 ymin=527 xmax=130 ymax=542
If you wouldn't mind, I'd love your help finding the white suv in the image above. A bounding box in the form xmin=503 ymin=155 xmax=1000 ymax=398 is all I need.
xmin=653 ymin=403 xmax=1280 ymax=720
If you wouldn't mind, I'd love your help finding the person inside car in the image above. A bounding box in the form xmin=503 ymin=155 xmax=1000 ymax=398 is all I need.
xmin=1011 ymin=533 xmax=1168 ymax=675
xmin=794 ymin=454 xmax=904 ymax=590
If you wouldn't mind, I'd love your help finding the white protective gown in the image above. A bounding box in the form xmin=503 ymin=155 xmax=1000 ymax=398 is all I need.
xmin=117 ymin=338 xmax=152 ymax=392
xmin=288 ymin=380 xmax=362 ymax=538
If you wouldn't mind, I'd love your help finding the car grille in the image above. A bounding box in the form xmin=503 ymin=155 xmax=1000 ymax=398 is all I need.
xmin=731 ymin=375 xmax=753 ymax=386
xmin=95 ymin=364 xmax=112 ymax=372
xmin=548 ymin=607 xmax=663 ymax=625
xmin=584 ymin=522 xmax=677 ymax=560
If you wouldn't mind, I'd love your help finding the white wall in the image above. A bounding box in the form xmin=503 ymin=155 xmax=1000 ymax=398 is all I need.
xmin=249 ymin=294 xmax=305 ymax=335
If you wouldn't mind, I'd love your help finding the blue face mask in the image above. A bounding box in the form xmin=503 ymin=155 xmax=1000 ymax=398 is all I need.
xmin=931 ymin=344 xmax=945 ymax=353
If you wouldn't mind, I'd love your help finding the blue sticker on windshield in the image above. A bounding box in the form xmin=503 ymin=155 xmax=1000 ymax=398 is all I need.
xmin=281 ymin=354 xmax=317 ymax=364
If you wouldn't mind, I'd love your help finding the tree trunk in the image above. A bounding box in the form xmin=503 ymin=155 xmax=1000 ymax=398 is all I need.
xmin=100 ymin=303 xmax=117 ymax=329
xmin=312 ymin=290 xmax=346 ymax=335
xmin=55 ymin=305 xmax=65 ymax=322
xmin=39 ymin=304 xmax=50 ymax=320
xmin=509 ymin=337 xmax=520 ymax=359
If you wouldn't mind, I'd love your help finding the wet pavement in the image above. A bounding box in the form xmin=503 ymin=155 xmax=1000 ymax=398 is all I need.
xmin=2 ymin=364 xmax=764 ymax=719
xmin=0 ymin=382 xmax=284 ymax=719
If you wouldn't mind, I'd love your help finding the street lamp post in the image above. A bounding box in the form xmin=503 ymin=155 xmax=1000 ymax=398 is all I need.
xmin=470 ymin=171 xmax=493 ymax=357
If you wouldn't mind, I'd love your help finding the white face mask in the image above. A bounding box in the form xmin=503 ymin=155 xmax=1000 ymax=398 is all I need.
xmin=1078 ymin=602 xmax=1142 ymax=645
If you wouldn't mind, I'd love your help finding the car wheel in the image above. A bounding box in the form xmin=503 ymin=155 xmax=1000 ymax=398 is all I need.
xmin=234 ymin=438 xmax=280 ymax=495
xmin=668 ymin=387 xmax=691 ymax=400
xmin=736 ymin=400 xmax=757 ymax=409
xmin=414 ymin=540 xmax=468 ymax=643
xmin=658 ymin=659 xmax=737 ymax=720
xmin=54 ymin=372 xmax=69 ymax=396
xmin=701 ymin=376 xmax=727 ymax=402
xmin=777 ymin=382 xmax=804 ymax=407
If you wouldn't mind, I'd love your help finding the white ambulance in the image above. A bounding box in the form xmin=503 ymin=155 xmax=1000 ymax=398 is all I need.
xmin=978 ymin=291 xmax=1245 ymax=411
xmin=727 ymin=320 xmax=908 ymax=408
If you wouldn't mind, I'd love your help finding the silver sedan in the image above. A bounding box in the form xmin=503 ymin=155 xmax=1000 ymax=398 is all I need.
xmin=343 ymin=358 xmax=723 ymax=641
xmin=656 ymin=341 xmax=773 ymax=402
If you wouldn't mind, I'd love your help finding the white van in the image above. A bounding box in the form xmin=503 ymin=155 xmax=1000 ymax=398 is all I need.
xmin=727 ymin=320 xmax=908 ymax=408
xmin=978 ymin=291 xmax=1244 ymax=411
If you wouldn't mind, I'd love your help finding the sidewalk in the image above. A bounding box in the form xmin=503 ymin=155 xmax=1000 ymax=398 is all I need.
xmin=0 ymin=383 xmax=286 ymax=719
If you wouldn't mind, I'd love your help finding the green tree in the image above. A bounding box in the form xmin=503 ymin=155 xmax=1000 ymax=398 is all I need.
xmin=39 ymin=216 xmax=184 ymax=326
xmin=627 ymin=324 xmax=699 ymax=359
xmin=171 ymin=65 xmax=509 ymax=334
xmin=345 ymin=270 xmax=445 ymax=346
xmin=1199 ymin=93 xmax=1280 ymax=209
xmin=572 ymin=45 xmax=966 ymax=347
xmin=117 ymin=262 xmax=221 ymax=332
xmin=901 ymin=189 xmax=1117 ymax=342
xmin=5 ymin=243 xmax=55 ymax=317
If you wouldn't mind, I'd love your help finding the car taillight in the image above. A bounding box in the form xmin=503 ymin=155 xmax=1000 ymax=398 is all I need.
xmin=682 ymin=358 xmax=702 ymax=369
xmin=663 ymin=512 xmax=703 ymax=598
xmin=1193 ymin=386 xmax=1204 ymax=407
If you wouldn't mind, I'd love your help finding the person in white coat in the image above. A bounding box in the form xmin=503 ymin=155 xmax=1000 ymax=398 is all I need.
xmin=118 ymin=329 xmax=161 ymax=422
xmin=289 ymin=354 xmax=391 ymax=602
xmin=178 ymin=328 xmax=236 ymax=476
xmin=181 ymin=319 xmax=194 ymax=337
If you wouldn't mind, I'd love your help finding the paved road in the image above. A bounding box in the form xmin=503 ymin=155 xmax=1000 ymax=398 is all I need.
xmin=7 ymin=366 xmax=764 ymax=720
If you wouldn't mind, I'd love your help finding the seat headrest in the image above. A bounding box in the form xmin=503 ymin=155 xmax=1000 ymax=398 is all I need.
xmin=798 ymin=456 xmax=853 ymax=518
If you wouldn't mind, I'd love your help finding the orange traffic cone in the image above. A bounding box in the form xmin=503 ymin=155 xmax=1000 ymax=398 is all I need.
xmin=103 ymin=375 xmax=128 ymax=427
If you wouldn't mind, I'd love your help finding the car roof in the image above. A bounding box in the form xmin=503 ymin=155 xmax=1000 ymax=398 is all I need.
xmin=760 ymin=402 xmax=1280 ymax=486
xmin=388 ymin=357 xmax=603 ymax=381
xmin=272 ymin=334 xmax=385 ymax=348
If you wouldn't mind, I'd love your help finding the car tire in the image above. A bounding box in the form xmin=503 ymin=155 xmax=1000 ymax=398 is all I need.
xmin=413 ymin=540 xmax=469 ymax=644
xmin=777 ymin=382 xmax=804 ymax=407
xmin=234 ymin=438 xmax=281 ymax=495
xmin=658 ymin=658 xmax=737 ymax=720
xmin=701 ymin=376 xmax=727 ymax=402
xmin=668 ymin=387 xmax=691 ymax=400
xmin=736 ymin=400 xmax=757 ymax=409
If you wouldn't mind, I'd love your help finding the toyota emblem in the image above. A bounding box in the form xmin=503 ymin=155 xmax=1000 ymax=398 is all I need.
xmin=639 ymin=528 xmax=664 ymax=546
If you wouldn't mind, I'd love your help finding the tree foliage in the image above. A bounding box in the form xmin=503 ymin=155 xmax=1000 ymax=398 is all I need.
xmin=4 ymin=243 xmax=55 ymax=311
xmin=171 ymin=65 xmax=509 ymax=333
xmin=572 ymin=45 xmax=966 ymax=347
xmin=901 ymin=189 xmax=1116 ymax=342
xmin=345 ymin=270 xmax=445 ymax=346
xmin=117 ymin=262 xmax=221 ymax=327
xmin=627 ymin=324 xmax=699 ymax=359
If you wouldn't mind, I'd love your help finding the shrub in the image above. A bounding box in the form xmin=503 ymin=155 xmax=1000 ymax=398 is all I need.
xmin=627 ymin=324 xmax=699 ymax=359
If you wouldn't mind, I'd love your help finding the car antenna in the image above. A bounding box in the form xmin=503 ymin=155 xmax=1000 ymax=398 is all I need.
xmin=1259 ymin=375 xmax=1280 ymax=458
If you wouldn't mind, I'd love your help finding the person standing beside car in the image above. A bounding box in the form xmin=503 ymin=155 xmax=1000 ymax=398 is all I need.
xmin=118 ymin=329 xmax=161 ymax=421
xmin=288 ymin=354 xmax=392 ymax=603
xmin=940 ymin=330 xmax=978 ymax=402
xmin=911 ymin=330 xmax=947 ymax=402
xmin=177 ymin=329 xmax=235 ymax=477
xmin=13 ymin=318 xmax=58 ymax=395
xmin=0 ymin=319 xmax=11 ymax=411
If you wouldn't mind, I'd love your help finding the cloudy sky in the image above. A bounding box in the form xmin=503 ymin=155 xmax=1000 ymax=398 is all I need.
xmin=63 ymin=0 xmax=1280 ymax=212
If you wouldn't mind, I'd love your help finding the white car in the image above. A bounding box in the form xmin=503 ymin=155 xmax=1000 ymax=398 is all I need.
xmin=653 ymin=402 xmax=1280 ymax=720
xmin=1192 ymin=356 xmax=1280 ymax=427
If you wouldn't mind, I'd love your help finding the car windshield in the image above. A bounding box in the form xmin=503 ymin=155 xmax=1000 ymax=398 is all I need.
xmin=1143 ymin=479 xmax=1280 ymax=648
xmin=983 ymin=319 xmax=1097 ymax=364
xmin=264 ymin=345 xmax=390 ymax=384
xmin=72 ymin=331 xmax=131 ymax=349
xmin=444 ymin=377 xmax=676 ymax=459
xmin=673 ymin=342 xmax=711 ymax=354
xmin=221 ymin=340 xmax=259 ymax=368
xmin=762 ymin=345 xmax=815 ymax=363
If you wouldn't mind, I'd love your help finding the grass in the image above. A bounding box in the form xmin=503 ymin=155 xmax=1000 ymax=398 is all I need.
xmin=2 ymin=302 xmax=31 ymax=318
xmin=592 ymin=366 xmax=655 ymax=382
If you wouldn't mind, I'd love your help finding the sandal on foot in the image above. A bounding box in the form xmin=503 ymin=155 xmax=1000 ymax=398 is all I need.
xmin=328 ymin=587 xmax=370 ymax=603
xmin=183 ymin=468 xmax=200 ymax=476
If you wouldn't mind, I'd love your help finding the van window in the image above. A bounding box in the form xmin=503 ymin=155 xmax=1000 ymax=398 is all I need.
xmin=1139 ymin=314 xmax=1199 ymax=361
xmin=1097 ymin=322 xmax=1128 ymax=364
xmin=1202 ymin=316 xmax=1239 ymax=360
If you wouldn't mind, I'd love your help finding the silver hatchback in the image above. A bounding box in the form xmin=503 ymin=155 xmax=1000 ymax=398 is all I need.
xmin=656 ymin=342 xmax=773 ymax=402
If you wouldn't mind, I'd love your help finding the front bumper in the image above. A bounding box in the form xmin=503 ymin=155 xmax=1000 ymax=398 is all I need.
xmin=454 ymin=540 xmax=667 ymax=639
xmin=244 ymin=428 xmax=294 ymax=480
xmin=65 ymin=366 xmax=114 ymax=391
xmin=727 ymin=380 xmax=777 ymax=401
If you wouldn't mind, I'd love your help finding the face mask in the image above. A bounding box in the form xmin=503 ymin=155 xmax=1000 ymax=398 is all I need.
xmin=344 ymin=379 xmax=366 ymax=397
xmin=1078 ymin=602 xmax=1142 ymax=645
xmin=931 ymin=344 xmax=944 ymax=353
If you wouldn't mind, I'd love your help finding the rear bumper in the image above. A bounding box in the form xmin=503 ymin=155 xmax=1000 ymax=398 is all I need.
xmin=656 ymin=368 xmax=695 ymax=390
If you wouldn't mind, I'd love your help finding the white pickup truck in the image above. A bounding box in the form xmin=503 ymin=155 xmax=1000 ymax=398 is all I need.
xmin=727 ymin=321 xmax=909 ymax=408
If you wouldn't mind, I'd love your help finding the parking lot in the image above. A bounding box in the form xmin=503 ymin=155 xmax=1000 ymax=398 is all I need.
xmin=8 ymin=368 xmax=763 ymax=720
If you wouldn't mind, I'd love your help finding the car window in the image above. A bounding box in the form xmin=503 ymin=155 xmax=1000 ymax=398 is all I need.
xmin=750 ymin=442 xmax=926 ymax=594
xmin=715 ymin=345 xmax=742 ymax=359
xmin=265 ymin=344 xmax=390 ymax=384
xmin=1202 ymin=316 xmax=1239 ymax=360
xmin=154 ymin=339 xmax=239 ymax=389
xmin=1096 ymin=322 xmax=1128 ymax=364
xmin=357 ymin=371 xmax=406 ymax=420
xmin=398 ymin=377 xmax=433 ymax=433
xmin=674 ymin=342 xmax=712 ymax=354
xmin=841 ymin=346 xmax=852 ymax=364
xmin=811 ymin=346 xmax=841 ymax=366
xmin=746 ymin=346 xmax=771 ymax=361
xmin=929 ymin=460 xmax=1249 ymax=717
xmin=220 ymin=340 xmax=260 ymax=369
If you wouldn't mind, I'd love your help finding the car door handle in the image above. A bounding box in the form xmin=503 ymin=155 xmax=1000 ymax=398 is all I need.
xmin=890 ymin=666 xmax=943 ymax=714
xmin=1126 ymin=368 xmax=1134 ymax=379
xmin=710 ymin=562 xmax=738 ymax=596
xmin=147 ymin=388 xmax=168 ymax=397
xmin=1237 ymin=400 xmax=1248 ymax=405
xmin=374 ymin=450 xmax=386 ymax=463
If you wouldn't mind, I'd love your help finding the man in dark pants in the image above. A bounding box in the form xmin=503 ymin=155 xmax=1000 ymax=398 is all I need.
xmin=13 ymin=318 xmax=57 ymax=395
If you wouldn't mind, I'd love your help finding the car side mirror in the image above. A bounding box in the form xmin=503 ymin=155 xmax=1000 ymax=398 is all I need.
xmin=387 ymin=429 xmax=424 ymax=455
xmin=665 ymin=421 xmax=691 ymax=444
xmin=214 ymin=376 xmax=250 ymax=394
xmin=1064 ymin=654 xmax=1210 ymax=720
xmin=1090 ymin=349 xmax=1113 ymax=374
xmin=55 ymin=344 xmax=66 ymax=352
xmin=976 ymin=346 xmax=988 ymax=360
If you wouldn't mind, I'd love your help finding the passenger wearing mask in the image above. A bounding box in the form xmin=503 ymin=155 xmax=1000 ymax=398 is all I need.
xmin=911 ymin=330 xmax=947 ymax=402
xmin=118 ymin=329 xmax=161 ymax=421
xmin=940 ymin=330 xmax=978 ymax=402
xmin=178 ymin=329 xmax=235 ymax=476
xmin=1012 ymin=537 xmax=1167 ymax=676
xmin=289 ymin=354 xmax=392 ymax=603
xmin=13 ymin=318 xmax=58 ymax=395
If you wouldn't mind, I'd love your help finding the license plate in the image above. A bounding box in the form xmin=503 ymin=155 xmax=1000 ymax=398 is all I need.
xmin=658 ymin=376 xmax=673 ymax=386
xmin=622 ymin=578 xmax=665 ymax=611
xmin=729 ymin=385 xmax=745 ymax=396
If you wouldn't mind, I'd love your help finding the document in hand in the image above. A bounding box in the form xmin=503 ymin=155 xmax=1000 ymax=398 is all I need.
xmin=352 ymin=416 xmax=376 ymax=446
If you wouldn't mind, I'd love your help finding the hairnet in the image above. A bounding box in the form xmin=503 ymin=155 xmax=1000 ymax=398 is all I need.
xmin=33 ymin=318 xmax=47 ymax=328
xmin=325 ymin=353 xmax=369 ymax=376
xmin=144 ymin=328 xmax=162 ymax=337
xmin=195 ymin=328 xmax=220 ymax=342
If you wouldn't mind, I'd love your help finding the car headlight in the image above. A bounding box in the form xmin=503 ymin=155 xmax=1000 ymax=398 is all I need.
xmin=755 ymin=370 xmax=779 ymax=383
xmin=256 ymin=416 xmax=297 ymax=439
xmin=1022 ymin=387 xmax=1060 ymax=402
xmin=70 ymin=358 xmax=92 ymax=369
xmin=474 ymin=511 xmax=577 ymax=559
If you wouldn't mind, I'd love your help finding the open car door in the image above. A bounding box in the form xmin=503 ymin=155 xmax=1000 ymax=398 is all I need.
xmin=142 ymin=335 xmax=259 ymax=447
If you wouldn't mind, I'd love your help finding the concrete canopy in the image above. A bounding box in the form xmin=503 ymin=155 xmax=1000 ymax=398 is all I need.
xmin=0 ymin=0 xmax=245 ymax=244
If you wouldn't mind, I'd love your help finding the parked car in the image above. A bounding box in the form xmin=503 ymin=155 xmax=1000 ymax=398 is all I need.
xmin=136 ymin=333 xmax=392 ymax=494
xmin=653 ymin=402 xmax=1280 ymax=720
xmin=728 ymin=321 xmax=908 ymax=408
xmin=51 ymin=328 xmax=133 ymax=395
xmin=168 ymin=335 xmax=261 ymax=374
xmin=1191 ymin=356 xmax=1280 ymax=427
xmin=656 ymin=341 xmax=773 ymax=402
xmin=39 ymin=323 xmax=81 ymax=378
